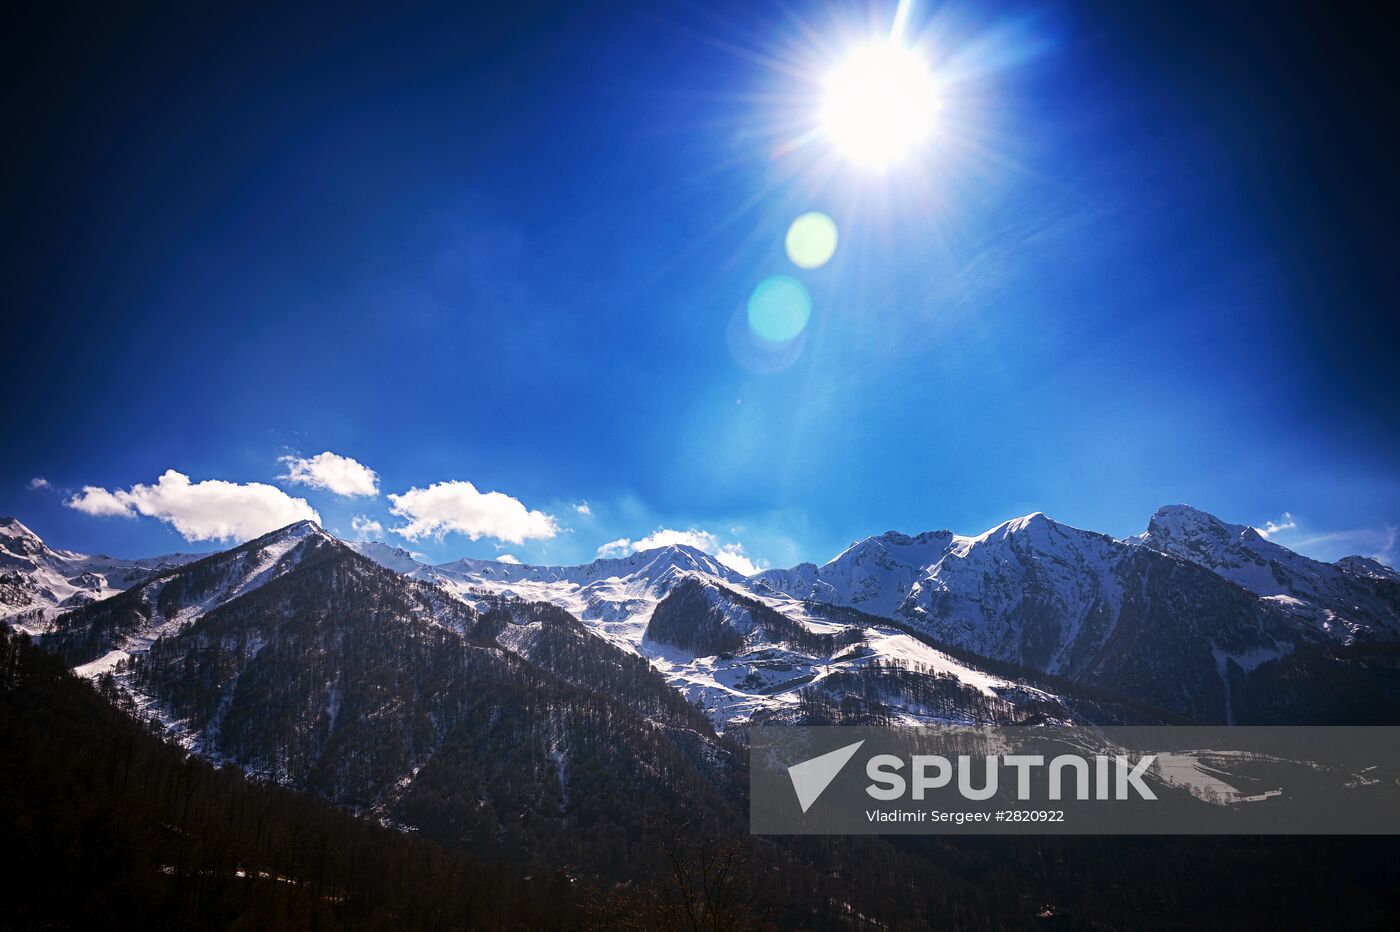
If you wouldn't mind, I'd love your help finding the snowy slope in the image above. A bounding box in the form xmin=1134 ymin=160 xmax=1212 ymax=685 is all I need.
xmin=4 ymin=521 xmax=1057 ymax=733
xmin=749 ymin=512 xmax=1141 ymax=674
xmin=0 ymin=517 xmax=199 ymax=631
xmin=18 ymin=503 xmax=1398 ymax=728
xmin=702 ymin=507 xmax=1398 ymax=719
xmin=900 ymin=513 xmax=1129 ymax=674
xmin=349 ymin=539 xmax=1073 ymax=728
xmin=637 ymin=576 xmax=1050 ymax=727
xmin=38 ymin=533 xmax=743 ymax=841
xmin=350 ymin=513 xmax=1356 ymax=724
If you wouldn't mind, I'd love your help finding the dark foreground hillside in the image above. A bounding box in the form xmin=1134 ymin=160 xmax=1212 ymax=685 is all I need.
xmin=0 ymin=628 xmax=577 ymax=931
xmin=6 ymin=625 xmax=1400 ymax=930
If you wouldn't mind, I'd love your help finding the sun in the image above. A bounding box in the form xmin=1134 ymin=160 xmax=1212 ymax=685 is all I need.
xmin=820 ymin=42 xmax=939 ymax=168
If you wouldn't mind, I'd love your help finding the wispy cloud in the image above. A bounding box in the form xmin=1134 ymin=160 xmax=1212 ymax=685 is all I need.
xmin=26 ymin=477 xmax=50 ymax=490
xmin=1263 ymin=516 xmax=1398 ymax=568
xmin=1256 ymin=512 xmax=1296 ymax=538
xmin=350 ymin=515 xmax=384 ymax=539
xmin=1286 ymin=526 xmax=1398 ymax=567
xmin=714 ymin=542 xmax=765 ymax=576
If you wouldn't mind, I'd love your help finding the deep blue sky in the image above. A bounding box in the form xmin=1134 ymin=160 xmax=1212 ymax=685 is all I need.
xmin=3 ymin=0 xmax=1397 ymax=568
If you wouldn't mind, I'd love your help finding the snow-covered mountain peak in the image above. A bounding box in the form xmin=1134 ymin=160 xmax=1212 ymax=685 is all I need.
xmin=270 ymin=518 xmax=332 ymax=542
xmin=50 ymin=520 xmax=351 ymax=684
xmin=749 ymin=527 xmax=960 ymax=618
xmin=629 ymin=543 xmax=737 ymax=581
xmin=233 ymin=520 xmax=338 ymax=564
xmin=1 ymin=521 xmax=202 ymax=627
xmin=1 ymin=516 xmax=40 ymax=539
xmin=1140 ymin=503 xmax=1246 ymax=542
xmin=949 ymin=512 xmax=1113 ymax=563
xmin=900 ymin=512 xmax=1133 ymax=674
xmin=438 ymin=542 xmax=742 ymax=587
xmin=1336 ymin=555 xmax=1400 ymax=582
xmin=830 ymin=528 xmax=955 ymax=566
xmin=1004 ymin=510 xmax=1049 ymax=530
xmin=1 ymin=516 xmax=47 ymax=557
xmin=1128 ymin=504 xmax=1400 ymax=638
xmin=1149 ymin=502 xmax=1229 ymax=528
xmin=1131 ymin=503 xmax=1298 ymax=576
xmin=872 ymin=528 xmax=956 ymax=547
xmin=973 ymin=511 xmax=1052 ymax=542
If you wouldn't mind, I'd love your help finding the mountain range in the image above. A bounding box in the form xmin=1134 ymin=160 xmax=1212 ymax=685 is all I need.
xmin=6 ymin=503 xmax=1398 ymax=731
xmin=1 ymin=517 xmax=198 ymax=626
xmin=5 ymin=504 xmax=1400 ymax=926
xmin=352 ymin=504 xmax=1400 ymax=722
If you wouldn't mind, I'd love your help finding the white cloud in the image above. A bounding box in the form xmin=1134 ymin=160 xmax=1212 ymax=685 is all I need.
xmin=68 ymin=486 xmax=138 ymax=518
xmin=575 ymin=502 xmax=592 ymax=516
xmin=1256 ymin=512 xmax=1297 ymax=539
xmin=632 ymin=527 xmax=719 ymax=552
xmin=388 ymin=480 xmax=559 ymax=544
xmin=595 ymin=537 xmax=634 ymax=559
xmin=27 ymin=477 xmax=50 ymax=490
xmin=350 ymin=515 xmax=385 ymax=539
xmin=496 ymin=554 xmax=522 ymax=564
xmin=595 ymin=527 xmax=768 ymax=575
xmin=65 ymin=469 xmax=319 ymax=542
xmin=279 ymin=451 xmax=380 ymax=498
xmin=597 ymin=528 xmax=718 ymax=558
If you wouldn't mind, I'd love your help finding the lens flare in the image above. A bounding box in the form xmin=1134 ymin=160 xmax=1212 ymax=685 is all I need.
xmin=747 ymin=276 xmax=812 ymax=344
xmin=821 ymin=43 xmax=939 ymax=167
xmin=785 ymin=212 xmax=839 ymax=269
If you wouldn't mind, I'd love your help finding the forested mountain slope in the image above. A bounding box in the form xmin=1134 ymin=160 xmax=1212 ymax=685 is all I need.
xmin=0 ymin=627 xmax=572 ymax=931
xmin=44 ymin=525 xmax=747 ymax=882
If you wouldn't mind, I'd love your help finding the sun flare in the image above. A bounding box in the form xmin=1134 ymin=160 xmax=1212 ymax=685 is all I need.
xmin=820 ymin=42 xmax=939 ymax=168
